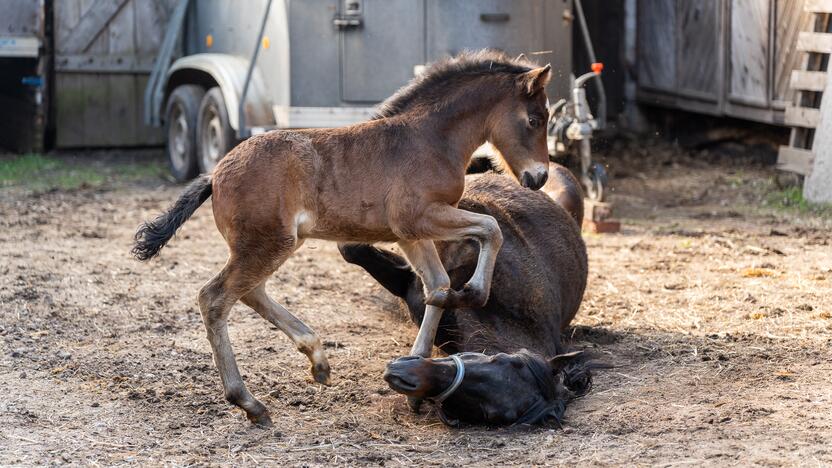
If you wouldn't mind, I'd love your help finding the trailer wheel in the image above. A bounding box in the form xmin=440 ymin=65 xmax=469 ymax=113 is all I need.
xmin=165 ymin=85 xmax=205 ymax=182
xmin=197 ymin=87 xmax=236 ymax=174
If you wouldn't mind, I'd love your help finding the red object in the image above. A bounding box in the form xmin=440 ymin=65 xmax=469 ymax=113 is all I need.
xmin=583 ymin=219 xmax=621 ymax=234
xmin=591 ymin=62 xmax=604 ymax=75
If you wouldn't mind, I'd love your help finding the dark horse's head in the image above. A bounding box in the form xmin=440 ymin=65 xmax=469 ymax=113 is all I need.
xmin=384 ymin=350 xmax=591 ymax=426
xmin=374 ymin=50 xmax=553 ymax=190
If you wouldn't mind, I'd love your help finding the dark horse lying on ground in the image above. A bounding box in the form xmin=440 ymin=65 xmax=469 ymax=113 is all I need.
xmin=339 ymin=165 xmax=592 ymax=426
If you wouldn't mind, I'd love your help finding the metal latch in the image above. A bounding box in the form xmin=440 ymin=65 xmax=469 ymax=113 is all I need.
xmin=334 ymin=0 xmax=363 ymax=29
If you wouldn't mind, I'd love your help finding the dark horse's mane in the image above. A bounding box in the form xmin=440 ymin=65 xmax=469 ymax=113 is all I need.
xmin=510 ymin=350 xmax=593 ymax=425
xmin=373 ymin=49 xmax=534 ymax=120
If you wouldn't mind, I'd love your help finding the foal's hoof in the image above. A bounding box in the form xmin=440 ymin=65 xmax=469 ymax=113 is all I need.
xmin=426 ymin=288 xmax=450 ymax=308
xmin=444 ymin=283 xmax=488 ymax=309
xmin=312 ymin=361 xmax=332 ymax=386
xmin=247 ymin=410 xmax=274 ymax=428
xmin=407 ymin=396 xmax=423 ymax=414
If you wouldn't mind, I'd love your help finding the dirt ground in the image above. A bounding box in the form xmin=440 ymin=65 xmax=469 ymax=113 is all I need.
xmin=1 ymin=140 xmax=831 ymax=466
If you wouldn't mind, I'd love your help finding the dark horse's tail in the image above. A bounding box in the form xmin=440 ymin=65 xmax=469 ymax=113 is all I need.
xmin=131 ymin=175 xmax=212 ymax=261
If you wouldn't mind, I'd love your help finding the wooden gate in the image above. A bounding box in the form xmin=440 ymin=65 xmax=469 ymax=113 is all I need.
xmin=54 ymin=0 xmax=176 ymax=147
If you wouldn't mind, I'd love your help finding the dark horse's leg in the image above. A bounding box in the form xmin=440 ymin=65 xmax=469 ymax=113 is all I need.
xmin=338 ymin=243 xmax=415 ymax=299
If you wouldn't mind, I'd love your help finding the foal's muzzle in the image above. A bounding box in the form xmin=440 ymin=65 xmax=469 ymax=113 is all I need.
xmin=521 ymin=168 xmax=549 ymax=190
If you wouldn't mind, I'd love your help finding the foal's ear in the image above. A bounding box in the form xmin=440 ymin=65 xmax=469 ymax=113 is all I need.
xmin=548 ymin=350 xmax=583 ymax=373
xmin=518 ymin=64 xmax=552 ymax=95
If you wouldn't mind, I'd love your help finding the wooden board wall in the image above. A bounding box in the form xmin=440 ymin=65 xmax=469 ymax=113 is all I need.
xmin=637 ymin=0 xmax=813 ymax=125
xmin=54 ymin=0 xmax=175 ymax=147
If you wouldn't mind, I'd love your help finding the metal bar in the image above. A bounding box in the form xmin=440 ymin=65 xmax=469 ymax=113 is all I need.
xmin=143 ymin=0 xmax=189 ymax=127
xmin=574 ymin=0 xmax=606 ymax=130
xmin=238 ymin=0 xmax=274 ymax=139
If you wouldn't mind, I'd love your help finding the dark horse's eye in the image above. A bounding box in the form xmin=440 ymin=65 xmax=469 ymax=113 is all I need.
xmin=528 ymin=116 xmax=542 ymax=129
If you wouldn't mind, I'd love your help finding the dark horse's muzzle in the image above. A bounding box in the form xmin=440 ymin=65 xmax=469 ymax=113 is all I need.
xmin=521 ymin=169 xmax=549 ymax=190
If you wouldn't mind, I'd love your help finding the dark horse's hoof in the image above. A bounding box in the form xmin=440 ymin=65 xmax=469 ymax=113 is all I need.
xmin=407 ymin=396 xmax=423 ymax=413
xmin=247 ymin=409 xmax=274 ymax=428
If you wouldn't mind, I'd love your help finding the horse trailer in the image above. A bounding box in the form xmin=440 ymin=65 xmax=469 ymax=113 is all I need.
xmin=142 ymin=0 xmax=576 ymax=180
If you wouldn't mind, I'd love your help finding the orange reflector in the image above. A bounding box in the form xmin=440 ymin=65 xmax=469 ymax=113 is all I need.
xmin=206 ymin=34 xmax=214 ymax=48
xmin=262 ymin=36 xmax=270 ymax=50
xmin=591 ymin=62 xmax=604 ymax=74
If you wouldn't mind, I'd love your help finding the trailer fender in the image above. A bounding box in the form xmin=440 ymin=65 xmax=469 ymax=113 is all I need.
xmin=165 ymin=53 xmax=275 ymax=131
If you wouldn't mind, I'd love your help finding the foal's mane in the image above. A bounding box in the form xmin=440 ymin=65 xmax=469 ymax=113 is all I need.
xmin=373 ymin=49 xmax=534 ymax=120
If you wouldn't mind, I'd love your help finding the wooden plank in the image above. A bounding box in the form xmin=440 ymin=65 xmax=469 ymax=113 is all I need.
xmin=54 ymin=0 xmax=82 ymax=55
xmin=805 ymin=0 xmax=832 ymax=12
xmin=796 ymin=31 xmax=832 ymax=53
xmin=637 ymin=0 xmax=676 ymax=92
xmin=775 ymin=1 xmax=813 ymax=105
xmin=55 ymin=74 xmax=86 ymax=147
xmin=82 ymin=74 xmax=111 ymax=146
xmin=790 ymin=70 xmax=828 ymax=91
xmin=59 ymin=0 xmax=129 ymax=53
xmin=785 ymin=105 xmax=821 ymax=127
xmin=677 ymin=2 xmax=721 ymax=99
xmin=108 ymin=74 xmax=136 ymax=145
xmin=108 ymin=0 xmax=134 ymax=54
xmin=729 ymin=0 xmax=769 ymax=106
xmin=54 ymin=54 xmax=156 ymax=72
xmin=777 ymin=146 xmax=814 ymax=175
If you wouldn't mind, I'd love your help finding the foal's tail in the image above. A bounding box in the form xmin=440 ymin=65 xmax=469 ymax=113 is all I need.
xmin=131 ymin=175 xmax=212 ymax=261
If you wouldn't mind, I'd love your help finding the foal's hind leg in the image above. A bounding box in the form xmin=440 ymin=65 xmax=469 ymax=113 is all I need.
xmin=240 ymin=283 xmax=330 ymax=384
xmin=198 ymin=258 xmax=276 ymax=426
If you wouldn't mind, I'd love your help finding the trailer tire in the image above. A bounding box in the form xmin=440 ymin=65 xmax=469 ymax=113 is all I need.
xmin=197 ymin=87 xmax=236 ymax=174
xmin=165 ymin=85 xmax=205 ymax=182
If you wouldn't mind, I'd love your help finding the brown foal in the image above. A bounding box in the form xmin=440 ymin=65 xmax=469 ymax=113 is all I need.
xmin=132 ymin=50 xmax=553 ymax=426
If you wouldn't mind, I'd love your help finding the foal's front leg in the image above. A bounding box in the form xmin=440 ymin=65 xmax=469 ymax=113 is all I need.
xmin=397 ymin=240 xmax=450 ymax=358
xmin=417 ymin=204 xmax=503 ymax=309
